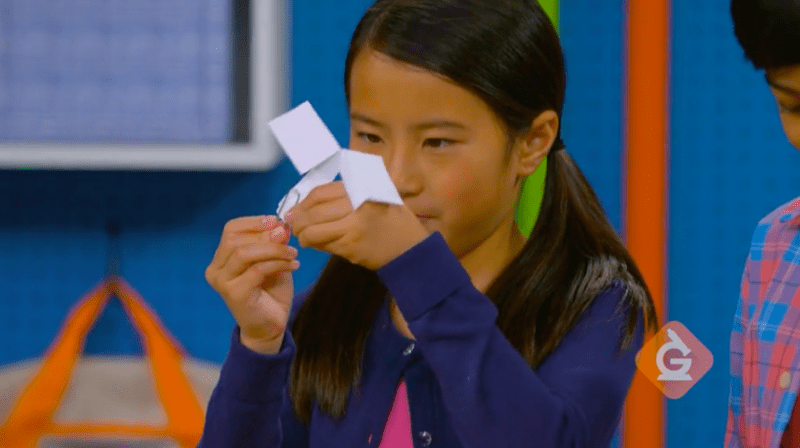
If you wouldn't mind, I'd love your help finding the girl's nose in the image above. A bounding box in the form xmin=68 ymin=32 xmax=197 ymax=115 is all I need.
xmin=384 ymin=146 xmax=423 ymax=197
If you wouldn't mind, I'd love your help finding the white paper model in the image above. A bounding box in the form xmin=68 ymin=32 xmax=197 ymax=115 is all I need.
xmin=268 ymin=101 xmax=403 ymax=221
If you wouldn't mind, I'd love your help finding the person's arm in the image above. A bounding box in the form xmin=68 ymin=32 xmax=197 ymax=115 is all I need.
xmin=376 ymin=232 xmax=644 ymax=448
xmin=197 ymin=293 xmax=311 ymax=448
xmin=725 ymin=256 xmax=751 ymax=448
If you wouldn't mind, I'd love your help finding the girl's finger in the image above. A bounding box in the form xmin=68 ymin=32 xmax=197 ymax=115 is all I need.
xmin=224 ymin=215 xmax=279 ymax=234
xmin=219 ymin=243 xmax=299 ymax=280
xmin=265 ymin=223 xmax=292 ymax=245
xmin=224 ymin=259 xmax=301 ymax=301
xmin=289 ymin=196 xmax=353 ymax=235
xmin=303 ymin=182 xmax=348 ymax=208
xmin=211 ymin=216 xmax=281 ymax=268
xmin=294 ymin=214 xmax=353 ymax=250
xmin=212 ymin=233 xmax=263 ymax=271
xmin=285 ymin=183 xmax=347 ymax=224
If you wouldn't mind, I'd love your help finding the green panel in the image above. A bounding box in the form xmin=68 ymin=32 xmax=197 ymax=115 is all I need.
xmin=516 ymin=0 xmax=557 ymax=237
xmin=538 ymin=0 xmax=559 ymax=31
xmin=515 ymin=160 xmax=548 ymax=237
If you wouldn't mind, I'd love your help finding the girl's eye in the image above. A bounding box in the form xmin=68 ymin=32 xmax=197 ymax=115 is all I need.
xmin=357 ymin=132 xmax=382 ymax=144
xmin=424 ymin=138 xmax=455 ymax=149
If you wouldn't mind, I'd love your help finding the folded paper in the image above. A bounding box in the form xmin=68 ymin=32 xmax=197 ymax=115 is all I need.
xmin=268 ymin=101 xmax=340 ymax=175
xmin=268 ymin=101 xmax=403 ymax=221
xmin=339 ymin=149 xmax=402 ymax=211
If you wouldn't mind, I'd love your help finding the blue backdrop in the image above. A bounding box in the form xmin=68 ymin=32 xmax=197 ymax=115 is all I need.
xmin=1 ymin=1 xmax=798 ymax=446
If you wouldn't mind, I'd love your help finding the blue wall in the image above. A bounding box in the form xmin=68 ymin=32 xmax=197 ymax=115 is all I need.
xmin=2 ymin=1 xmax=799 ymax=447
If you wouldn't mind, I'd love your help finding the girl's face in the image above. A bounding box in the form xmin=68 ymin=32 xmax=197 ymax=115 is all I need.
xmin=766 ymin=64 xmax=800 ymax=149
xmin=347 ymin=49 xmax=544 ymax=261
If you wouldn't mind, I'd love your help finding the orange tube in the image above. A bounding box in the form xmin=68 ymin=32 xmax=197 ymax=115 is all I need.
xmin=623 ymin=0 xmax=669 ymax=447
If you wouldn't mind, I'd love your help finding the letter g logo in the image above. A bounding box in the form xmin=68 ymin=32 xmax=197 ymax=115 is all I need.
xmin=636 ymin=321 xmax=713 ymax=399
xmin=656 ymin=328 xmax=693 ymax=381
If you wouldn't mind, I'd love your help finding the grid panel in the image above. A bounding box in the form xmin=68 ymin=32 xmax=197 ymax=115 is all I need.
xmin=560 ymin=1 xmax=625 ymax=233
xmin=0 ymin=0 xmax=231 ymax=143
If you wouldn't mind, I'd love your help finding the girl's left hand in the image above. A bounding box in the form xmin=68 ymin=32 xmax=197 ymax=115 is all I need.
xmin=284 ymin=181 xmax=431 ymax=270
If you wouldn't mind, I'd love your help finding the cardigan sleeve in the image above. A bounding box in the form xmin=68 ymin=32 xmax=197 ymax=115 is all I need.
xmin=197 ymin=291 xmax=311 ymax=448
xmin=376 ymin=231 xmax=644 ymax=448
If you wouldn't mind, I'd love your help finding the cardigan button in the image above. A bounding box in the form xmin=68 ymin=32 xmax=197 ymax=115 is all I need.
xmin=419 ymin=430 xmax=432 ymax=446
xmin=403 ymin=342 xmax=415 ymax=356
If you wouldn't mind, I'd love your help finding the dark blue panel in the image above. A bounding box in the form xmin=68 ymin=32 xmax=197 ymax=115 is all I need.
xmin=560 ymin=1 xmax=625 ymax=233
xmin=0 ymin=166 xmax=331 ymax=365
xmin=290 ymin=0 xmax=373 ymax=144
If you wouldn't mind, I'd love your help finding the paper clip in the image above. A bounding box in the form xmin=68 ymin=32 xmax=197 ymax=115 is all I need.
xmin=276 ymin=188 xmax=301 ymax=223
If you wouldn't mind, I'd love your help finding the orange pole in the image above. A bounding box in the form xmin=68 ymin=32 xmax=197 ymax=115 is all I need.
xmin=623 ymin=0 xmax=669 ymax=447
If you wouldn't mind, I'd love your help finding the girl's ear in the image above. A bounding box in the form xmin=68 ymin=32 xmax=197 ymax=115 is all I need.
xmin=514 ymin=110 xmax=559 ymax=178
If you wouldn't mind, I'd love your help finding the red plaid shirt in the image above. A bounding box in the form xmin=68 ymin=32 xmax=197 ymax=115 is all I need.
xmin=726 ymin=196 xmax=800 ymax=448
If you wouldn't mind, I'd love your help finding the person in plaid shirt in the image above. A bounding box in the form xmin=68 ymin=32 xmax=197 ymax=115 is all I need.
xmin=726 ymin=0 xmax=800 ymax=447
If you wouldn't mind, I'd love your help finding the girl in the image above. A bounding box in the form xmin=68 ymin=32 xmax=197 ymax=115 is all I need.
xmin=200 ymin=0 xmax=657 ymax=446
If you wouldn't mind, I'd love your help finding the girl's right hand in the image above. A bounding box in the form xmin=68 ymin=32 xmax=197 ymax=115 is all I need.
xmin=205 ymin=215 xmax=300 ymax=354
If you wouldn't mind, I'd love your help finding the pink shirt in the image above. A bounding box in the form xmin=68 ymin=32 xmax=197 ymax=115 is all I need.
xmin=377 ymin=378 xmax=413 ymax=447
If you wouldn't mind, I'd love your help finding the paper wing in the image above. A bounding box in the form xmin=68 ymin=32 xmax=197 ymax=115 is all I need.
xmin=268 ymin=101 xmax=341 ymax=174
xmin=339 ymin=149 xmax=403 ymax=209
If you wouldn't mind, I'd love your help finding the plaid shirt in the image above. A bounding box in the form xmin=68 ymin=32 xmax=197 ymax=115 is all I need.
xmin=727 ymin=196 xmax=800 ymax=448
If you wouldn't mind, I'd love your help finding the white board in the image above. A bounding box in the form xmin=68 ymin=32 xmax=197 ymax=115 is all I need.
xmin=0 ymin=0 xmax=287 ymax=170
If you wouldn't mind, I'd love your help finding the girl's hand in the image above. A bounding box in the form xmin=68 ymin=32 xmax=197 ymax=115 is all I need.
xmin=205 ymin=216 xmax=300 ymax=354
xmin=285 ymin=182 xmax=430 ymax=270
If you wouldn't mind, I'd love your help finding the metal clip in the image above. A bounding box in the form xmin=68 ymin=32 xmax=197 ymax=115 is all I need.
xmin=276 ymin=188 xmax=302 ymax=222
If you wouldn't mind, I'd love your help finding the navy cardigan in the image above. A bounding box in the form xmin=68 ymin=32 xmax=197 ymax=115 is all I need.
xmin=198 ymin=231 xmax=644 ymax=448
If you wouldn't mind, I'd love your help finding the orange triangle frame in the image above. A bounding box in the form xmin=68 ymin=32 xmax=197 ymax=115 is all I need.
xmin=0 ymin=276 xmax=205 ymax=448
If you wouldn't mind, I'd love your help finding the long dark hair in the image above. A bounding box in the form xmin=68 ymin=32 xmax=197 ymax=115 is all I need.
xmin=290 ymin=0 xmax=658 ymax=423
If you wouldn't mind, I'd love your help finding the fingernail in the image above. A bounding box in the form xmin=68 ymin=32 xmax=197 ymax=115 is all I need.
xmin=291 ymin=260 xmax=300 ymax=270
xmin=270 ymin=227 xmax=284 ymax=239
xmin=289 ymin=246 xmax=298 ymax=256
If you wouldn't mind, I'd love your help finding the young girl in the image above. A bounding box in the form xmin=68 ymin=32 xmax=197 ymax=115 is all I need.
xmin=200 ymin=0 xmax=657 ymax=446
